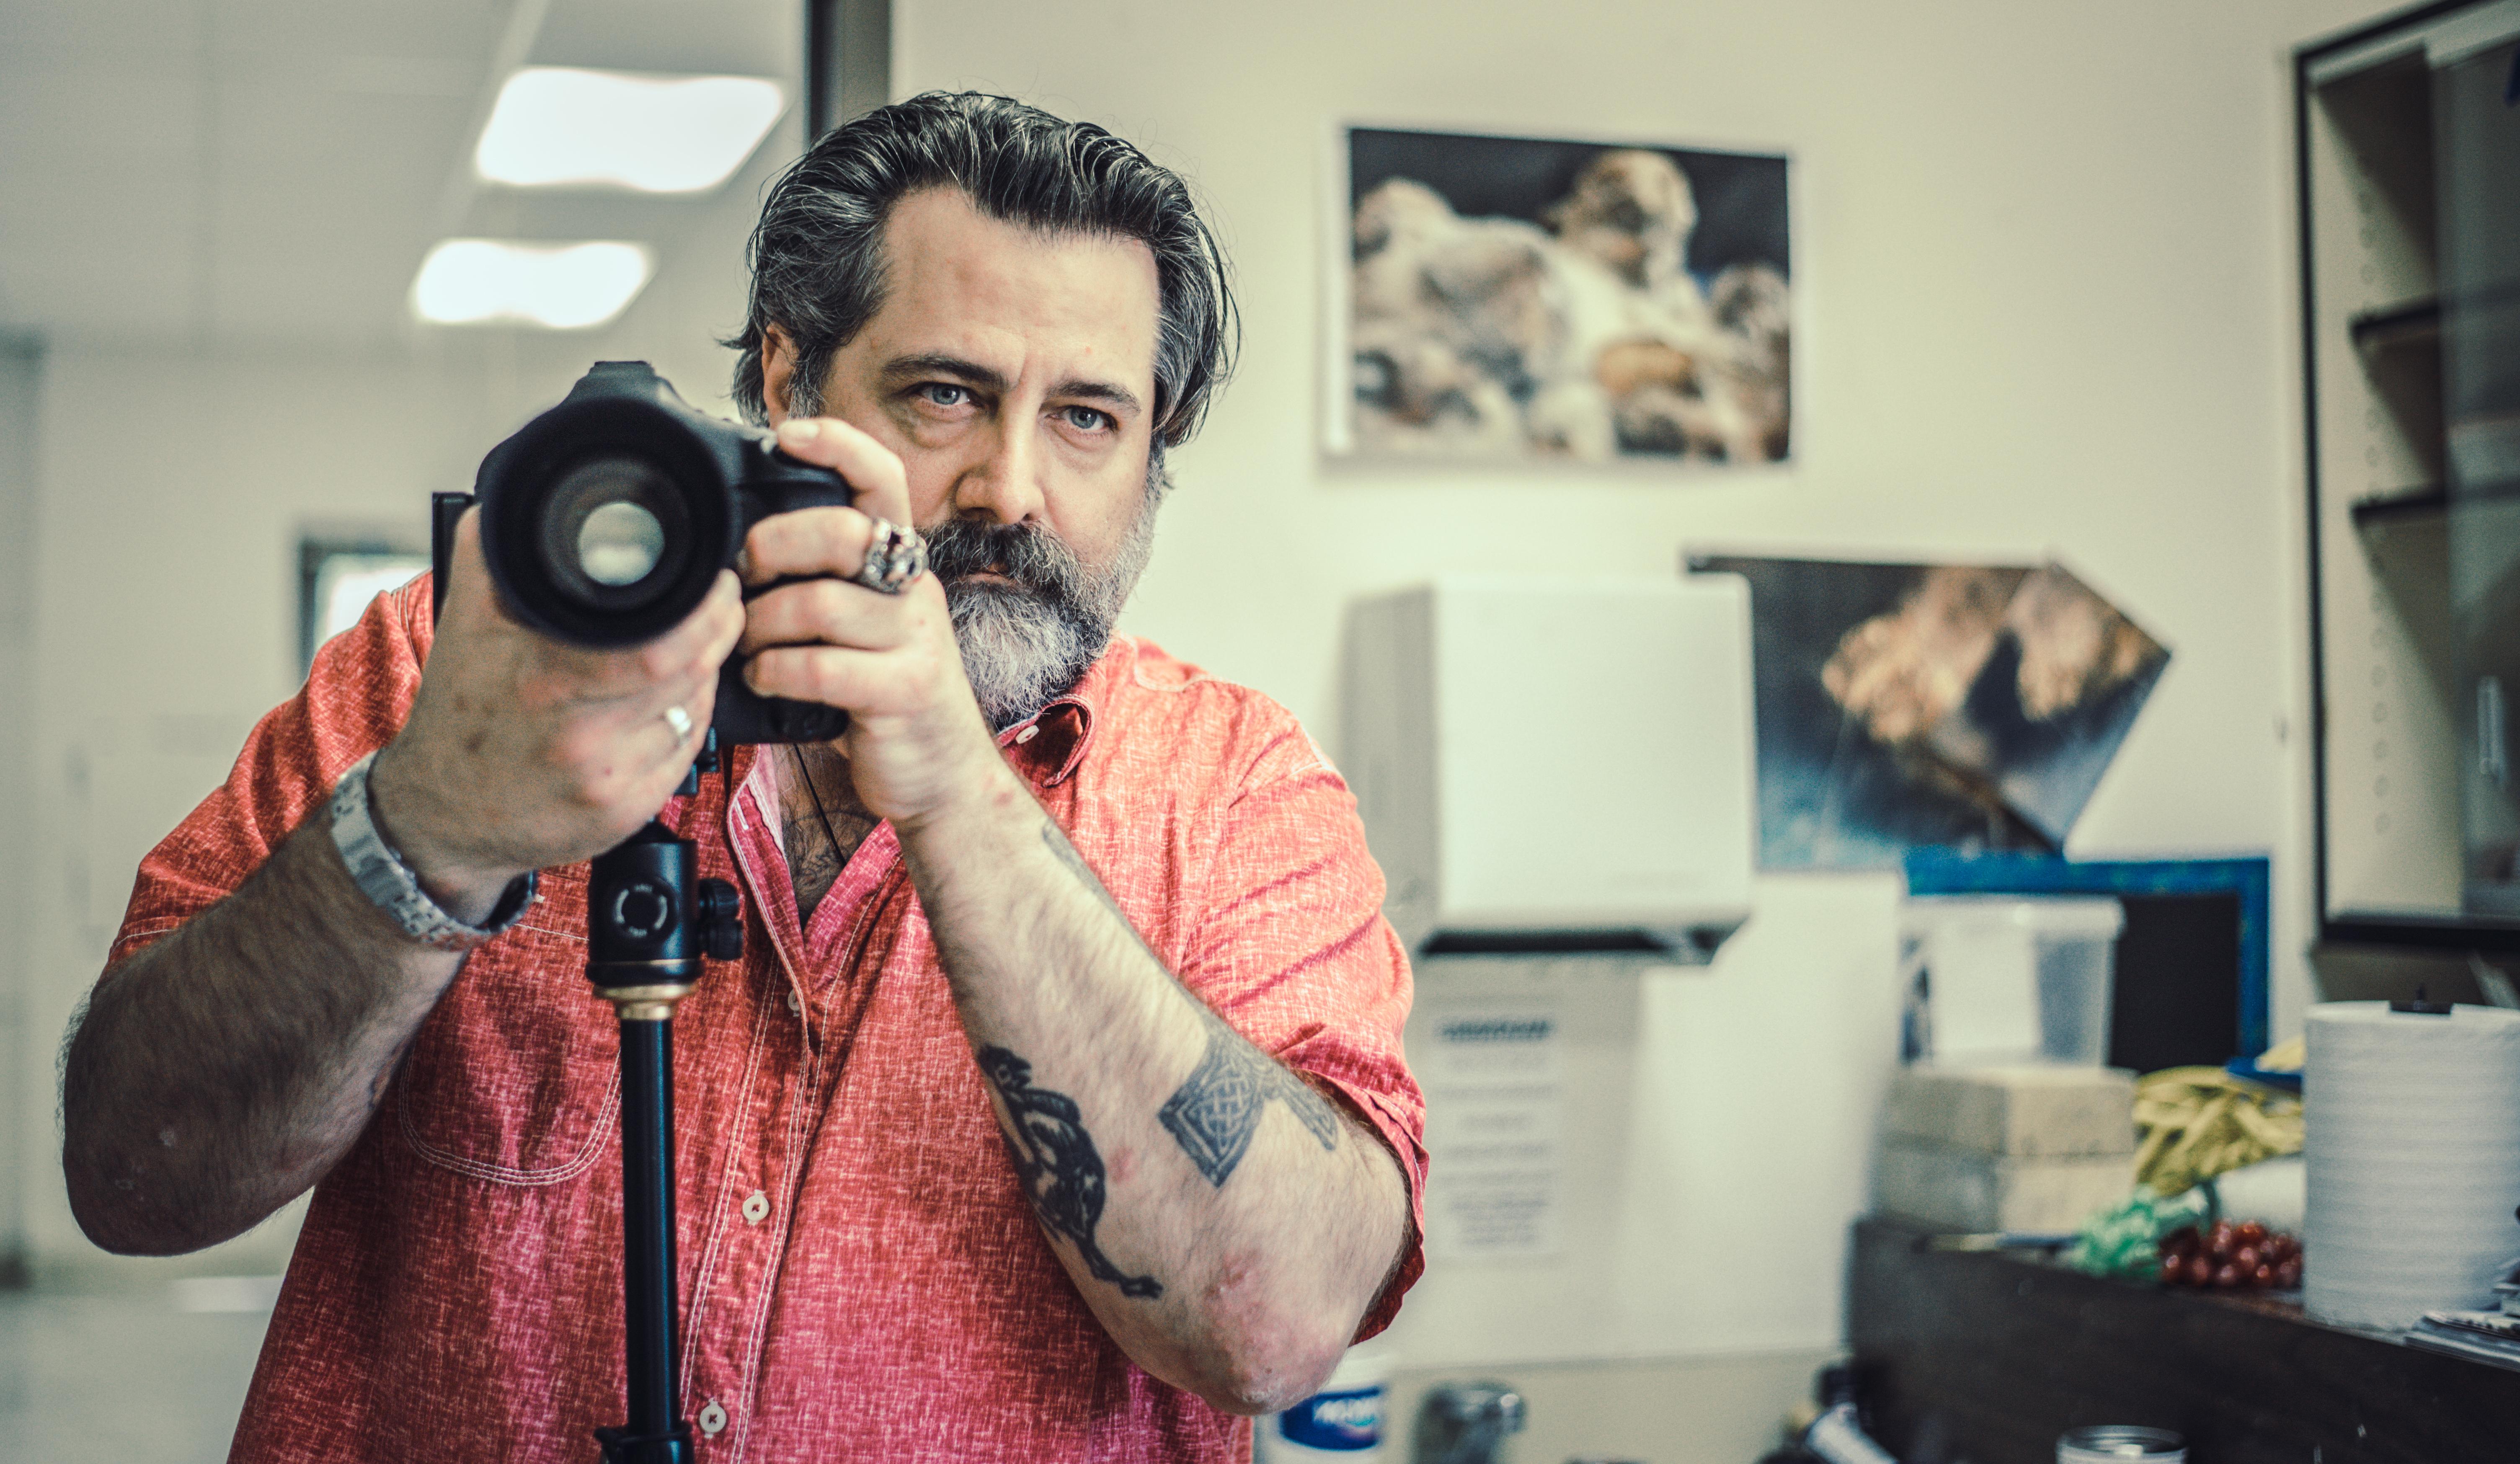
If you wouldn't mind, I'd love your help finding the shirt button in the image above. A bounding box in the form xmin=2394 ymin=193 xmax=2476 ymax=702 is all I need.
xmin=1015 ymin=725 xmax=1038 ymax=744
xmin=697 ymin=1399 xmax=729 ymax=1436
xmin=785 ymin=988 xmax=802 ymax=1016
xmin=742 ymin=1191 xmax=771 ymax=1225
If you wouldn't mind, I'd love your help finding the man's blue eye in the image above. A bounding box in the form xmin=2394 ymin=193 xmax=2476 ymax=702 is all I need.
xmin=922 ymin=384 xmax=966 ymax=407
xmin=1064 ymin=406 xmax=1108 ymax=431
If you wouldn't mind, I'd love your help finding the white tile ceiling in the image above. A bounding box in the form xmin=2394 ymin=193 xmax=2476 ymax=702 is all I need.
xmin=0 ymin=0 xmax=801 ymax=348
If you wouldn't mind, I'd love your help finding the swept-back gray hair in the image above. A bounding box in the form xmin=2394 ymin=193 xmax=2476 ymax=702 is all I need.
xmin=728 ymin=90 xmax=1237 ymax=472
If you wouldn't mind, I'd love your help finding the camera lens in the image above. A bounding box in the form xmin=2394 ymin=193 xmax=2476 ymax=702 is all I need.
xmin=579 ymin=501 xmax=665 ymax=586
xmin=474 ymin=367 xmax=748 ymax=652
xmin=535 ymin=454 xmax=692 ymax=612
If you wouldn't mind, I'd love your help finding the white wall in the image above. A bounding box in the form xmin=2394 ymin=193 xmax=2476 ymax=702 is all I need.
xmin=0 ymin=335 xmax=39 ymax=1281
xmin=10 ymin=0 xmax=2391 ymax=1374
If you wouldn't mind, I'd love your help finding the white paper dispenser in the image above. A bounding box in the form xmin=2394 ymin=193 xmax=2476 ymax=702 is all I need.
xmin=1340 ymin=575 xmax=1757 ymax=960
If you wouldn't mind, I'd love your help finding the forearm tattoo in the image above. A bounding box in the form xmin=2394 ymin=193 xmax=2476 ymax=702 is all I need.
xmin=978 ymin=1044 xmax=1163 ymax=1300
xmin=1036 ymin=821 xmax=1343 ymax=1188
xmin=1160 ymin=1004 xmax=1341 ymax=1187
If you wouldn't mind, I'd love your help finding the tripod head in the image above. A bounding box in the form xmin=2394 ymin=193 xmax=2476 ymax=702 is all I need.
xmin=589 ymin=808 xmax=744 ymax=1020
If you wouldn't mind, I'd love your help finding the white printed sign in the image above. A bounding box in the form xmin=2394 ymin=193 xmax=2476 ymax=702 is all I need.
xmin=1420 ymin=1004 xmax=1565 ymax=1260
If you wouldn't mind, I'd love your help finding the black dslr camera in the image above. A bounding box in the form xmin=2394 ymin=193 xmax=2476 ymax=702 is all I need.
xmin=432 ymin=360 xmax=856 ymax=746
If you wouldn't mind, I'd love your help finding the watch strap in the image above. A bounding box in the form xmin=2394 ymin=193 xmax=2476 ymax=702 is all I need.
xmin=328 ymin=751 xmax=535 ymax=951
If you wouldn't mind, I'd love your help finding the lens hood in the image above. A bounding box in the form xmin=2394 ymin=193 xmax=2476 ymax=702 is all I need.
xmin=476 ymin=370 xmax=743 ymax=648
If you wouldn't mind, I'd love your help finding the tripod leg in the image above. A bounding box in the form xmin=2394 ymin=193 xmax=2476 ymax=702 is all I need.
xmin=597 ymin=1012 xmax=693 ymax=1464
xmin=587 ymin=818 xmax=738 ymax=1464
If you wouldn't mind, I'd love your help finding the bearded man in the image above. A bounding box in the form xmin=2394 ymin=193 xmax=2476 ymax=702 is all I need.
xmin=60 ymin=92 xmax=1423 ymax=1463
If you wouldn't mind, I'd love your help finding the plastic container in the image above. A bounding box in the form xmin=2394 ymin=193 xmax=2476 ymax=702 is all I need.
xmin=2057 ymin=1425 xmax=2184 ymax=1462
xmin=1900 ymin=896 xmax=2125 ymax=1065
xmin=1257 ymin=1345 xmax=1389 ymax=1461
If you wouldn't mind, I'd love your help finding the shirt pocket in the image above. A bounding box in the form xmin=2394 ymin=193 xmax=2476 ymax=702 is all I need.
xmin=394 ymin=870 xmax=620 ymax=1186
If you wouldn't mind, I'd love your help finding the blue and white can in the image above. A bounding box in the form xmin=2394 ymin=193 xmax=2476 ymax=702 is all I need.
xmin=1258 ymin=1346 xmax=1388 ymax=1461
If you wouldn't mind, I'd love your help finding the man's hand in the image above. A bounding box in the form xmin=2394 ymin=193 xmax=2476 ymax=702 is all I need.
xmin=736 ymin=416 xmax=1007 ymax=827
xmin=368 ymin=510 xmax=746 ymax=922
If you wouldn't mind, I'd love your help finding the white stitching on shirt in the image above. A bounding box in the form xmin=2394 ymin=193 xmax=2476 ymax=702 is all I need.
xmin=395 ymin=1071 xmax=623 ymax=1186
xmin=677 ymin=954 xmax=780 ymax=1407
xmin=681 ymin=778 xmax=790 ymax=1407
xmin=724 ymin=867 xmax=870 ymax=1464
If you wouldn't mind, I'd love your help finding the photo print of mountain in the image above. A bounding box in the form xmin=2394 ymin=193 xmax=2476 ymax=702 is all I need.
xmin=1688 ymin=555 xmax=2171 ymax=870
xmin=1336 ymin=126 xmax=1791 ymax=467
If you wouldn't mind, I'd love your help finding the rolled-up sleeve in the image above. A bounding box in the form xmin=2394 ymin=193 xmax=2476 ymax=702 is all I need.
xmin=108 ymin=577 xmax=431 ymax=967
xmin=1174 ymin=728 xmax=1427 ymax=1340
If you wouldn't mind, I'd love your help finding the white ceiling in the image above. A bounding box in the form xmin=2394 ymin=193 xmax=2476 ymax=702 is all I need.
xmin=0 ymin=0 xmax=802 ymax=349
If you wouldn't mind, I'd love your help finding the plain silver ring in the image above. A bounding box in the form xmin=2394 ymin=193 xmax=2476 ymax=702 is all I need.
xmin=661 ymin=704 xmax=695 ymax=742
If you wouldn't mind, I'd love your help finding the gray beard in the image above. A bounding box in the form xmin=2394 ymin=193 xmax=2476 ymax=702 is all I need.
xmin=926 ymin=490 xmax=1159 ymax=731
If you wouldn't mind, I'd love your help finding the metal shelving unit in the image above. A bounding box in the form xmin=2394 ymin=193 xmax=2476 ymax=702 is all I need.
xmin=2298 ymin=0 xmax=2520 ymax=952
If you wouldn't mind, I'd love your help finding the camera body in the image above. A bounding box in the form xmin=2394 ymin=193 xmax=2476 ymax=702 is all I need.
xmin=440 ymin=360 xmax=856 ymax=746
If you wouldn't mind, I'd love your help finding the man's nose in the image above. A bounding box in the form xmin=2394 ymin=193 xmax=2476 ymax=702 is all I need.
xmin=951 ymin=414 xmax=1047 ymax=526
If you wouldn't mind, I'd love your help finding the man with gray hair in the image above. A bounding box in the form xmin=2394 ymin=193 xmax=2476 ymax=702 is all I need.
xmin=62 ymin=92 xmax=1423 ymax=1462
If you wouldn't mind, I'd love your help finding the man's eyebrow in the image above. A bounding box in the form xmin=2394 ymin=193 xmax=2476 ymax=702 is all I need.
xmin=880 ymin=353 xmax=1144 ymax=418
xmin=880 ymin=353 xmax=1011 ymax=395
xmin=1048 ymin=377 xmax=1144 ymax=417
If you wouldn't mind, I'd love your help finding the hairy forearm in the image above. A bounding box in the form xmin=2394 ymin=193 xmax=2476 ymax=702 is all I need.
xmin=896 ymin=769 xmax=1409 ymax=1415
xmin=61 ymin=813 xmax=465 ymax=1255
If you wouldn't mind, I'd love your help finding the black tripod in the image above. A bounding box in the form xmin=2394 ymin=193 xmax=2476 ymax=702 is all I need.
xmin=428 ymin=490 xmax=748 ymax=1459
xmin=585 ymin=738 xmax=745 ymax=1464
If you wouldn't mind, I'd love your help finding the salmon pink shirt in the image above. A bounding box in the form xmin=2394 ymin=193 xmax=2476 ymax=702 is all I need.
xmin=107 ymin=578 xmax=1427 ymax=1463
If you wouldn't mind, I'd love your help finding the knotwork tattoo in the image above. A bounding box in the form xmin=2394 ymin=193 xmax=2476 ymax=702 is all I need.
xmin=1035 ymin=821 xmax=1344 ymax=1188
xmin=1159 ymin=1005 xmax=1341 ymax=1188
xmin=977 ymin=1044 xmax=1163 ymax=1300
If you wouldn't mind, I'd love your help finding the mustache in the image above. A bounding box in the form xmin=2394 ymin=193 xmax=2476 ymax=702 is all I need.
xmin=919 ymin=519 xmax=1090 ymax=602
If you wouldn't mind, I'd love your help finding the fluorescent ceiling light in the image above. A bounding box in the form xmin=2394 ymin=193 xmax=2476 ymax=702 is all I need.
xmin=411 ymin=239 xmax=654 ymax=329
xmin=475 ymin=67 xmax=786 ymax=193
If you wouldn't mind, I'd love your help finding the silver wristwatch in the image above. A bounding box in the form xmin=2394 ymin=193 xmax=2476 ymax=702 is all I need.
xmin=328 ymin=751 xmax=535 ymax=951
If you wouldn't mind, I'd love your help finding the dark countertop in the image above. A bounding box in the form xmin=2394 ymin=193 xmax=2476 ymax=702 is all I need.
xmin=1846 ymin=1216 xmax=2520 ymax=1464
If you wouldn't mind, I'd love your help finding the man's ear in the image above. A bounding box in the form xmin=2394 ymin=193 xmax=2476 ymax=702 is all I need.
xmin=762 ymin=324 xmax=798 ymax=425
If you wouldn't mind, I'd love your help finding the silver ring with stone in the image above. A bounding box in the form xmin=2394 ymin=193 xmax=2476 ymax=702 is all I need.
xmin=661 ymin=704 xmax=695 ymax=742
xmin=851 ymin=517 xmax=927 ymax=595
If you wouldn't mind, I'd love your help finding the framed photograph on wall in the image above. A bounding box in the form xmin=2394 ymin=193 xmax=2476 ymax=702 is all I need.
xmin=1685 ymin=553 xmax=2171 ymax=872
xmin=1325 ymin=124 xmax=1792 ymax=468
xmin=300 ymin=534 xmax=427 ymax=671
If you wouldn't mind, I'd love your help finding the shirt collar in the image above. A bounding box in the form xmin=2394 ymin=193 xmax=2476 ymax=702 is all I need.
xmin=994 ymin=637 xmax=1132 ymax=788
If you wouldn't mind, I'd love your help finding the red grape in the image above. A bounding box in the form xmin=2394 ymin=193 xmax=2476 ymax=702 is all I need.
xmin=2235 ymin=1221 xmax=2268 ymax=1247
xmin=2214 ymin=1263 xmax=2244 ymax=1288
xmin=2276 ymin=1258 xmax=2303 ymax=1288
xmin=2187 ymin=1255 xmax=2216 ymax=1287
xmin=2253 ymin=1263 xmax=2275 ymax=1287
xmin=2233 ymin=1245 xmax=2262 ymax=1271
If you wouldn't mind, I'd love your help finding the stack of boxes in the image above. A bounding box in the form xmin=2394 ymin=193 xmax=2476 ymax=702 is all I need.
xmin=1874 ymin=1064 xmax=2138 ymax=1234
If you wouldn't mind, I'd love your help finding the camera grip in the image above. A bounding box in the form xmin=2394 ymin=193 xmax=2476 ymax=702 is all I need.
xmin=711 ymin=657 xmax=850 ymax=746
xmin=712 ymin=472 xmax=866 ymax=745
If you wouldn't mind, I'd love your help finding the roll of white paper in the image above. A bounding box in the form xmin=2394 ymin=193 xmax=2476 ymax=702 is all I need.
xmin=2304 ymin=1001 xmax=2520 ymax=1330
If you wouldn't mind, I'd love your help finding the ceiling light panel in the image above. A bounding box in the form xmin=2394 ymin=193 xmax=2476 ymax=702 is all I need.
xmin=476 ymin=67 xmax=786 ymax=194
xmin=411 ymin=239 xmax=654 ymax=329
